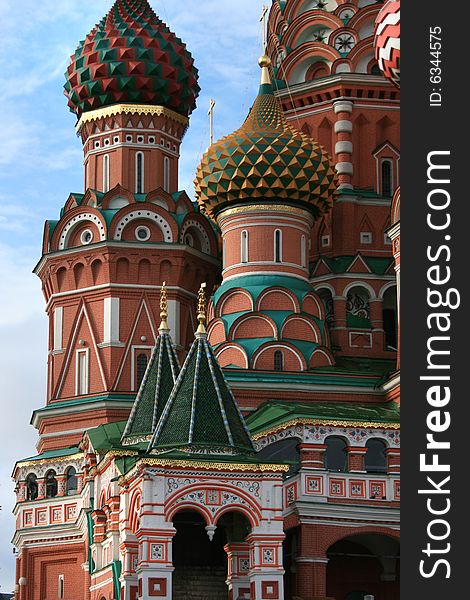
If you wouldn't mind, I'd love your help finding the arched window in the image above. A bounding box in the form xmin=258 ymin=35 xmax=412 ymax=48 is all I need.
xmin=26 ymin=473 xmax=38 ymax=501
xmin=45 ymin=470 xmax=58 ymax=498
xmin=136 ymin=152 xmax=144 ymax=194
xmin=222 ymin=238 xmax=226 ymax=269
xmin=65 ymin=467 xmax=78 ymax=496
xmin=324 ymin=436 xmax=347 ymax=472
xmin=365 ymin=439 xmax=387 ymax=474
xmin=382 ymin=286 xmax=398 ymax=350
xmin=103 ymin=154 xmax=110 ymax=193
xmin=241 ymin=230 xmax=248 ymax=263
xmin=346 ymin=286 xmax=371 ymax=328
xmin=136 ymin=353 xmax=148 ymax=389
xmin=274 ymin=350 xmax=284 ymax=372
xmin=381 ymin=160 xmax=392 ymax=197
xmin=257 ymin=438 xmax=301 ymax=475
xmin=164 ymin=156 xmax=170 ymax=192
xmin=301 ymin=235 xmax=307 ymax=268
xmin=274 ymin=229 xmax=282 ymax=263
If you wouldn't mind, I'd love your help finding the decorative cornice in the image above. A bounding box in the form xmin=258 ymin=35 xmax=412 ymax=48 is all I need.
xmin=76 ymin=104 xmax=189 ymax=133
xmin=252 ymin=418 xmax=400 ymax=440
xmin=16 ymin=452 xmax=84 ymax=469
xmin=119 ymin=457 xmax=288 ymax=484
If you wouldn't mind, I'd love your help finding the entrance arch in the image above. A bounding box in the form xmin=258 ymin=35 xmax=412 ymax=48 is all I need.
xmin=326 ymin=533 xmax=400 ymax=600
xmin=172 ymin=510 xmax=228 ymax=600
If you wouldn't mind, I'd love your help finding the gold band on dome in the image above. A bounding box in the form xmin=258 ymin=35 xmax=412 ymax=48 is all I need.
xmin=217 ymin=204 xmax=312 ymax=220
xmin=76 ymin=103 xmax=189 ymax=132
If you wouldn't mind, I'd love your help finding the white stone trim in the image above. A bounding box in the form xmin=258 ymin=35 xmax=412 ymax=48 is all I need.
xmin=103 ymin=297 xmax=120 ymax=344
xmin=335 ymin=161 xmax=354 ymax=175
xmin=334 ymin=120 xmax=353 ymax=134
xmin=58 ymin=213 xmax=106 ymax=250
xmin=333 ymin=100 xmax=353 ymax=114
xmin=113 ymin=210 xmax=173 ymax=242
xmin=335 ymin=141 xmax=353 ymax=154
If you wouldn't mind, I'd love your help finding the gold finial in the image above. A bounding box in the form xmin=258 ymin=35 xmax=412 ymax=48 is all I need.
xmin=258 ymin=54 xmax=272 ymax=86
xmin=159 ymin=281 xmax=169 ymax=332
xmin=196 ymin=282 xmax=207 ymax=335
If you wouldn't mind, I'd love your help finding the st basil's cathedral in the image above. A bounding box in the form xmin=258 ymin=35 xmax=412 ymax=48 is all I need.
xmin=11 ymin=1 xmax=401 ymax=599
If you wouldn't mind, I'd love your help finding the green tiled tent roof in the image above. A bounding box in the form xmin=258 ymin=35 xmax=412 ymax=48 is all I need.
xmin=122 ymin=331 xmax=180 ymax=445
xmin=148 ymin=333 xmax=255 ymax=455
xmin=246 ymin=400 xmax=400 ymax=437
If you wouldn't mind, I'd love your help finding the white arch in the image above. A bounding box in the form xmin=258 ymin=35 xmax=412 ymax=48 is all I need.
xmin=113 ymin=210 xmax=173 ymax=242
xmin=232 ymin=314 xmax=277 ymax=341
xmin=135 ymin=152 xmax=144 ymax=194
xmin=164 ymin=156 xmax=170 ymax=193
xmin=180 ymin=219 xmax=211 ymax=254
xmin=257 ymin=288 xmax=298 ymax=312
xmin=378 ymin=281 xmax=397 ymax=300
xmin=252 ymin=344 xmax=304 ymax=370
xmin=342 ymin=281 xmax=377 ymax=300
xmin=215 ymin=345 xmax=249 ymax=369
xmin=218 ymin=289 xmax=254 ymax=315
xmin=281 ymin=316 xmax=320 ymax=343
xmin=314 ymin=283 xmax=336 ymax=297
xmin=58 ymin=213 xmax=106 ymax=250
xmin=103 ymin=154 xmax=110 ymax=193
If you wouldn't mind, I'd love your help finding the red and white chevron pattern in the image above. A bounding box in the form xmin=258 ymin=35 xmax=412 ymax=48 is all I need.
xmin=374 ymin=0 xmax=400 ymax=88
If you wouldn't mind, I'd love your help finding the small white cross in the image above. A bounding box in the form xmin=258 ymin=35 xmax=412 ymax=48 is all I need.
xmin=208 ymin=98 xmax=216 ymax=145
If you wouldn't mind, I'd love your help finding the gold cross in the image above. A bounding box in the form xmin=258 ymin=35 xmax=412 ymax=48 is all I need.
xmin=260 ymin=5 xmax=269 ymax=51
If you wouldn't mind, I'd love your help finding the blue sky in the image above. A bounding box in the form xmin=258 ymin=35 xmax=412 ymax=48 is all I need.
xmin=0 ymin=0 xmax=268 ymax=591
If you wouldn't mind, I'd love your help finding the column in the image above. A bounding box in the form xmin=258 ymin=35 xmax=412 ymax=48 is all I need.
xmin=225 ymin=543 xmax=250 ymax=599
xmin=369 ymin=297 xmax=384 ymax=352
xmin=247 ymin=534 xmax=284 ymax=600
xmin=387 ymin=448 xmax=400 ymax=475
xmin=334 ymin=101 xmax=354 ymax=191
xmin=300 ymin=444 xmax=327 ymax=470
xmin=331 ymin=295 xmax=347 ymax=350
xmin=347 ymin=447 xmax=367 ymax=473
xmin=136 ymin=530 xmax=176 ymax=600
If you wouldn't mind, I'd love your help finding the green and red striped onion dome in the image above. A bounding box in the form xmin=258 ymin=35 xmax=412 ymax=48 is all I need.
xmin=64 ymin=0 xmax=200 ymax=117
xmin=195 ymin=58 xmax=337 ymax=221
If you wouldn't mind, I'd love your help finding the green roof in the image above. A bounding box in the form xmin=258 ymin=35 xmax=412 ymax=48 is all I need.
xmin=316 ymin=255 xmax=393 ymax=276
xmin=246 ymin=400 xmax=400 ymax=437
xmin=87 ymin=421 xmax=128 ymax=453
xmin=149 ymin=332 xmax=255 ymax=455
xmin=213 ymin=274 xmax=311 ymax=307
xmin=122 ymin=331 xmax=180 ymax=445
xmin=17 ymin=447 xmax=81 ymax=464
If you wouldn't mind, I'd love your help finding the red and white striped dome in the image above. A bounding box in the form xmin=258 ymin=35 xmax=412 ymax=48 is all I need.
xmin=374 ymin=0 xmax=400 ymax=88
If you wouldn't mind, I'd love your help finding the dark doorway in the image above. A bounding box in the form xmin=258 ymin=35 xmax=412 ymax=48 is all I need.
xmin=172 ymin=510 xmax=228 ymax=600
xmin=327 ymin=534 xmax=400 ymax=600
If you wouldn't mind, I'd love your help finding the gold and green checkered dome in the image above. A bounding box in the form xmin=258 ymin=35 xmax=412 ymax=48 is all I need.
xmin=194 ymin=56 xmax=337 ymax=220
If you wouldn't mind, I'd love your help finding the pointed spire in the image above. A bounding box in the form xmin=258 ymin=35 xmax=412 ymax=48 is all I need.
xmin=196 ymin=282 xmax=207 ymax=336
xmin=148 ymin=287 xmax=255 ymax=456
xmin=159 ymin=281 xmax=169 ymax=332
xmin=121 ymin=283 xmax=180 ymax=446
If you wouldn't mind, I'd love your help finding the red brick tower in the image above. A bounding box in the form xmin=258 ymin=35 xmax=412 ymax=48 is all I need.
xmin=12 ymin=4 xmax=218 ymax=598
xmin=267 ymin=0 xmax=400 ymax=361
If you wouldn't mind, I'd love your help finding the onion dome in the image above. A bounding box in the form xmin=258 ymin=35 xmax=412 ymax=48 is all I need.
xmin=121 ymin=285 xmax=180 ymax=446
xmin=64 ymin=0 xmax=200 ymax=117
xmin=194 ymin=56 xmax=337 ymax=221
xmin=374 ymin=0 xmax=400 ymax=88
xmin=148 ymin=285 xmax=255 ymax=456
